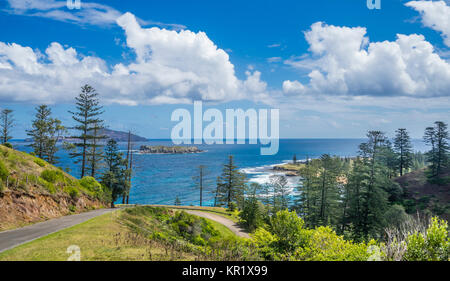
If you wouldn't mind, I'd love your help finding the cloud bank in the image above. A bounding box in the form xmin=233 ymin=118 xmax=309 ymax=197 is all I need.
xmin=406 ymin=0 xmax=450 ymax=47
xmin=1 ymin=1 xmax=449 ymax=107
xmin=283 ymin=21 xmax=450 ymax=98
xmin=4 ymin=0 xmax=184 ymax=29
xmin=0 ymin=12 xmax=266 ymax=105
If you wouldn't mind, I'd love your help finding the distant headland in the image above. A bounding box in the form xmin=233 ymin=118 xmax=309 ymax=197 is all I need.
xmin=139 ymin=145 xmax=203 ymax=154
xmin=24 ymin=128 xmax=148 ymax=143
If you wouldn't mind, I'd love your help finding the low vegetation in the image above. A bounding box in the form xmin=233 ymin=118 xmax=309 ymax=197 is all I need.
xmin=0 ymin=144 xmax=110 ymax=201
xmin=1 ymin=206 xmax=447 ymax=261
xmin=0 ymin=144 xmax=109 ymax=230
xmin=0 ymin=207 xmax=253 ymax=261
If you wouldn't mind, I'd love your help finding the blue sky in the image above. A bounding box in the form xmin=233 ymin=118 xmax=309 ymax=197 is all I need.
xmin=0 ymin=0 xmax=449 ymax=139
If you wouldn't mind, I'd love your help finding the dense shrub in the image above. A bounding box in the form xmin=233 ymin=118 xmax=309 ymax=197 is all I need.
xmin=384 ymin=204 xmax=409 ymax=229
xmin=170 ymin=211 xmax=219 ymax=245
xmin=207 ymin=236 xmax=262 ymax=261
xmin=79 ymin=176 xmax=109 ymax=201
xmin=0 ymin=159 xmax=9 ymax=181
xmin=40 ymin=169 xmax=63 ymax=183
xmin=79 ymin=176 xmax=102 ymax=192
xmin=404 ymin=217 xmax=449 ymax=261
xmin=252 ymin=228 xmax=278 ymax=259
xmin=34 ymin=158 xmax=47 ymax=167
xmin=294 ymin=227 xmax=374 ymax=261
xmin=240 ymin=199 xmax=266 ymax=231
xmin=269 ymin=210 xmax=307 ymax=252
xmin=39 ymin=178 xmax=56 ymax=194
xmin=252 ymin=210 xmax=375 ymax=261
xmin=64 ymin=186 xmax=80 ymax=200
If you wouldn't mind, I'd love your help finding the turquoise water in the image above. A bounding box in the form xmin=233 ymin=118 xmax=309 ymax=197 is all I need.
xmin=11 ymin=139 xmax=428 ymax=206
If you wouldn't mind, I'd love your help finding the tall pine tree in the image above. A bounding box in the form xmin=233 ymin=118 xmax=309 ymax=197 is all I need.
xmin=27 ymin=105 xmax=51 ymax=159
xmin=346 ymin=131 xmax=390 ymax=240
xmin=216 ymin=155 xmax=246 ymax=208
xmin=394 ymin=128 xmax=413 ymax=176
xmin=193 ymin=165 xmax=210 ymax=207
xmin=69 ymin=85 xmax=104 ymax=178
xmin=86 ymin=120 xmax=106 ymax=178
xmin=424 ymin=121 xmax=450 ymax=178
xmin=0 ymin=109 xmax=14 ymax=144
xmin=27 ymin=105 xmax=65 ymax=164
xmin=101 ymin=139 xmax=127 ymax=207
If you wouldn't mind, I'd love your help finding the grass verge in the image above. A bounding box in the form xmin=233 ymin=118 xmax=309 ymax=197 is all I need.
xmin=0 ymin=206 xmax=247 ymax=261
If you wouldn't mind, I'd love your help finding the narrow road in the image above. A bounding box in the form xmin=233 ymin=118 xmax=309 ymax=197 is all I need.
xmin=0 ymin=208 xmax=116 ymax=253
xmin=184 ymin=210 xmax=250 ymax=238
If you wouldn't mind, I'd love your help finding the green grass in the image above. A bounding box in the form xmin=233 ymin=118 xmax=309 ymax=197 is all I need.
xmin=0 ymin=206 xmax=241 ymax=261
xmin=0 ymin=212 xmax=126 ymax=261
xmin=204 ymin=218 xmax=234 ymax=238
xmin=165 ymin=205 xmax=240 ymax=223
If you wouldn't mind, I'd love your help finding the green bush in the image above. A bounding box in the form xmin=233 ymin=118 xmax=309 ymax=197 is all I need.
xmin=0 ymin=159 xmax=9 ymax=181
xmin=0 ymin=180 xmax=4 ymax=194
xmin=293 ymin=227 xmax=374 ymax=261
xmin=37 ymin=176 xmax=56 ymax=194
xmin=252 ymin=228 xmax=279 ymax=260
xmin=252 ymin=210 xmax=376 ymax=261
xmin=240 ymin=199 xmax=266 ymax=231
xmin=34 ymin=158 xmax=47 ymax=167
xmin=64 ymin=186 xmax=80 ymax=200
xmin=269 ymin=210 xmax=307 ymax=252
xmin=79 ymin=176 xmax=108 ymax=201
xmin=404 ymin=217 xmax=449 ymax=261
xmin=79 ymin=176 xmax=102 ymax=192
xmin=384 ymin=204 xmax=409 ymax=228
xmin=40 ymin=169 xmax=63 ymax=183
xmin=193 ymin=235 xmax=207 ymax=246
xmin=170 ymin=211 xmax=219 ymax=243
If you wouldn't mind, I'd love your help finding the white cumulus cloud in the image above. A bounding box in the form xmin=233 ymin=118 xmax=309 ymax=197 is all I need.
xmin=0 ymin=12 xmax=267 ymax=105
xmin=406 ymin=0 xmax=450 ymax=47
xmin=283 ymin=22 xmax=450 ymax=98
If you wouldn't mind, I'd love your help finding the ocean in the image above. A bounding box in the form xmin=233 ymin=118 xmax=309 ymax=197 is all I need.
xmin=10 ymin=139 xmax=428 ymax=206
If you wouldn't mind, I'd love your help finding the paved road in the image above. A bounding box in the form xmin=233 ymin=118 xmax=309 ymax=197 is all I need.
xmin=184 ymin=210 xmax=250 ymax=238
xmin=0 ymin=208 xmax=116 ymax=253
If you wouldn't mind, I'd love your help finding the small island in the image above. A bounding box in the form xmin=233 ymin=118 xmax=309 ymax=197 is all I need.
xmin=139 ymin=145 xmax=204 ymax=154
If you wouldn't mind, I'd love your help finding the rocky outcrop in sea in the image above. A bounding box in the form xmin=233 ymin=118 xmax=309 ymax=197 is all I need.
xmin=139 ymin=145 xmax=203 ymax=154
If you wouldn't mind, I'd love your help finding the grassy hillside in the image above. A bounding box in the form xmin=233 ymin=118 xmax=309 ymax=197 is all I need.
xmin=2 ymin=206 xmax=447 ymax=261
xmin=0 ymin=144 xmax=109 ymax=231
xmin=0 ymin=207 xmax=245 ymax=261
xmin=396 ymin=168 xmax=450 ymax=221
xmin=0 ymin=206 xmax=380 ymax=261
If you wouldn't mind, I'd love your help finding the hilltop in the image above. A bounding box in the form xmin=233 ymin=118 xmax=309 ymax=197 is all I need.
xmin=100 ymin=129 xmax=148 ymax=142
xmin=396 ymin=168 xmax=450 ymax=221
xmin=0 ymin=145 xmax=109 ymax=231
xmin=25 ymin=128 xmax=147 ymax=142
